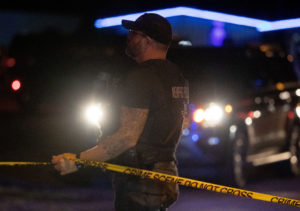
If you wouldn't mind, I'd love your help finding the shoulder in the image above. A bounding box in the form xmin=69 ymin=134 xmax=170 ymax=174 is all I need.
xmin=125 ymin=64 xmax=157 ymax=82
xmin=121 ymin=66 xmax=156 ymax=92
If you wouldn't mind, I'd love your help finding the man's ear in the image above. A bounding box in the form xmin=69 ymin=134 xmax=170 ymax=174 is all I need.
xmin=145 ymin=36 xmax=153 ymax=46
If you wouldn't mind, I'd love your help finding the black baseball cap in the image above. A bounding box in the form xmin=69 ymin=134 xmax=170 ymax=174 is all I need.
xmin=122 ymin=13 xmax=172 ymax=46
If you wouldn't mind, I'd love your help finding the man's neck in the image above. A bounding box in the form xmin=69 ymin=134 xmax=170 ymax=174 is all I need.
xmin=135 ymin=50 xmax=167 ymax=64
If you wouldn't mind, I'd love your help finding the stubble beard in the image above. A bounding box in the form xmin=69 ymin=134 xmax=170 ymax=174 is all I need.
xmin=125 ymin=39 xmax=145 ymax=60
xmin=125 ymin=45 xmax=137 ymax=59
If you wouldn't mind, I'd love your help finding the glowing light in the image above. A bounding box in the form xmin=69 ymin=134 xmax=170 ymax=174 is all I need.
xmin=276 ymin=82 xmax=285 ymax=91
xmin=253 ymin=110 xmax=261 ymax=119
xmin=254 ymin=97 xmax=262 ymax=104
xmin=279 ymin=91 xmax=290 ymax=100
xmin=190 ymin=122 xmax=198 ymax=130
xmin=94 ymin=6 xmax=270 ymax=30
xmin=204 ymin=103 xmax=223 ymax=123
xmin=258 ymin=18 xmax=300 ymax=32
xmin=6 ymin=58 xmax=16 ymax=68
xmin=259 ymin=45 xmax=268 ymax=52
xmin=256 ymin=22 xmax=273 ymax=31
xmin=210 ymin=21 xmax=226 ymax=47
xmin=247 ymin=111 xmax=254 ymax=118
xmin=225 ymin=104 xmax=233 ymax=114
xmin=192 ymin=134 xmax=199 ymax=142
xmin=265 ymin=51 xmax=274 ymax=58
xmin=287 ymin=55 xmax=294 ymax=62
xmin=178 ymin=40 xmax=192 ymax=46
xmin=288 ymin=111 xmax=294 ymax=120
xmin=245 ymin=117 xmax=252 ymax=126
xmin=11 ymin=80 xmax=21 ymax=91
xmin=255 ymin=79 xmax=263 ymax=87
xmin=208 ymin=137 xmax=220 ymax=145
xmin=193 ymin=108 xmax=205 ymax=123
xmin=94 ymin=6 xmax=300 ymax=32
xmin=296 ymin=105 xmax=300 ymax=118
xmin=268 ymin=104 xmax=276 ymax=112
xmin=193 ymin=103 xmax=225 ymax=127
xmin=85 ymin=104 xmax=103 ymax=127
xmin=291 ymin=156 xmax=298 ymax=164
xmin=230 ymin=125 xmax=237 ymax=133
xmin=295 ymin=89 xmax=300 ymax=97
xmin=182 ymin=128 xmax=190 ymax=136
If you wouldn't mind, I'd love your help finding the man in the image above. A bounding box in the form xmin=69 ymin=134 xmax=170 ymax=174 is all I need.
xmin=52 ymin=13 xmax=189 ymax=211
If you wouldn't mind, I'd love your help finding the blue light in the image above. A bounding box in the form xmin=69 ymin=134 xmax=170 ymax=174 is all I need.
xmin=94 ymin=7 xmax=183 ymax=28
xmin=258 ymin=18 xmax=300 ymax=32
xmin=94 ymin=6 xmax=300 ymax=32
xmin=182 ymin=128 xmax=190 ymax=136
xmin=94 ymin=6 xmax=268 ymax=30
xmin=256 ymin=22 xmax=273 ymax=31
xmin=210 ymin=21 xmax=226 ymax=47
xmin=192 ymin=134 xmax=199 ymax=142
xmin=255 ymin=79 xmax=263 ymax=87
xmin=190 ymin=122 xmax=198 ymax=130
xmin=208 ymin=137 xmax=220 ymax=145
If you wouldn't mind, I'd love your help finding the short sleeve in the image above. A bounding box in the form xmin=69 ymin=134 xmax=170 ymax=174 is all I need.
xmin=118 ymin=69 xmax=153 ymax=108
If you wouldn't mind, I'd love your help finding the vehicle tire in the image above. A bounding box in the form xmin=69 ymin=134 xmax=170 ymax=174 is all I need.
xmin=223 ymin=129 xmax=249 ymax=187
xmin=289 ymin=124 xmax=300 ymax=176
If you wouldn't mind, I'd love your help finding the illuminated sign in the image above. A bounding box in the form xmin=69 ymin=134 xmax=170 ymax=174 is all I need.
xmin=94 ymin=6 xmax=300 ymax=32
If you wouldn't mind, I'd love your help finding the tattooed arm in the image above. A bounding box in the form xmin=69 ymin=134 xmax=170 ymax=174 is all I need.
xmin=79 ymin=106 xmax=149 ymax=161
xmin=52 ymin=106 xmax=148 ymax=175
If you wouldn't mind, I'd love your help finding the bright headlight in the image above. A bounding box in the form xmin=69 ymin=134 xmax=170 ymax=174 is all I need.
xmin=193 ymin=103 xmax=224 ymax=127
xmin=193 ymin=108 xmax=205 ymax=123
xmin=85 ymin=103 xmax=103 ymax=127
xmin=204 ymin=103 xmax=223 ymax=125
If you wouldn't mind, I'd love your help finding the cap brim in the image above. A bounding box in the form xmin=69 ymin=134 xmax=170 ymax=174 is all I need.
xmin=121 ymin=20 xmax=137 ymax=30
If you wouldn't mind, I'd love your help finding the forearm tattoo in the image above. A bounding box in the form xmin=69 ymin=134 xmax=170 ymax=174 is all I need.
xmin=98 ymin=106 xmax=149 ymax=161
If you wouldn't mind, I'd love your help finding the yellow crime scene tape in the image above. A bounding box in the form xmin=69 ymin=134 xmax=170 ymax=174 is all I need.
xmin=0 ymin=162 xmax=50 ymax=166
xmin=1 ymin=159 xmax=300 ymax=208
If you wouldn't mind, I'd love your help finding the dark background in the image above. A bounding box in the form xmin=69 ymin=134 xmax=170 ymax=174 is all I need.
xmin=1 ymin=0 xmax=300 ymax=22
xmin=1 ymin=0 xmax=300 ymax=183
xmin=1 ymin=1 xmax=300 ymax=210
xmin=1 ymin=0 xmax=300 ymax=187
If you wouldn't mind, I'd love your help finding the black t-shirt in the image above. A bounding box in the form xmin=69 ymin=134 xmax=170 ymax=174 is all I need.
xmin=119 ymin=59 xmax=189 ymax=164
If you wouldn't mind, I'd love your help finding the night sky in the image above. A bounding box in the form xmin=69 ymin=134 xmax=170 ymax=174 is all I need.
xmin=1 ymin=0 xmax=299 ymax=46
xmin=1 ymin=0 xmax=300 ymax=20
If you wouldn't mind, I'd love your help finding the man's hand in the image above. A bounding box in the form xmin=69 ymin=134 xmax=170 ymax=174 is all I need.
xmin=51 ymin=153 xmax=78 ymax=175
